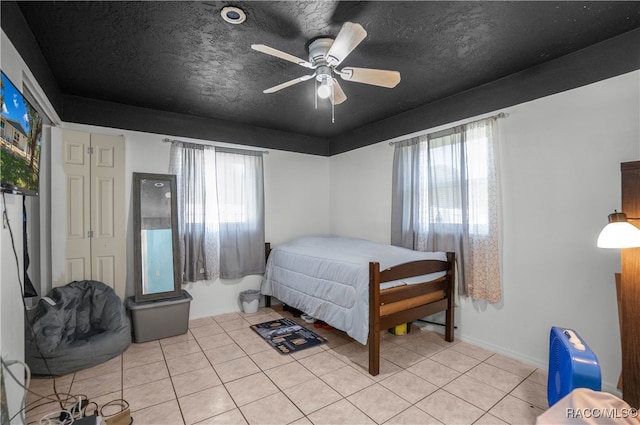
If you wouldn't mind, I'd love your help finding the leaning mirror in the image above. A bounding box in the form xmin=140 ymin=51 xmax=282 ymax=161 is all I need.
xmin=133 ymin=172 xmax=181 ymax=302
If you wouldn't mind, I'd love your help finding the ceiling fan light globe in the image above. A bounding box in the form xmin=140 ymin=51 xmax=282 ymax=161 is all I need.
xmin=317 ymin=84 xmax=332 ymax=99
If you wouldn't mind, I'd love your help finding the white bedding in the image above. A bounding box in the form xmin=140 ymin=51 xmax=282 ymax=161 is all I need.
xmin=260 ymin=235 xmax=447 ymax=344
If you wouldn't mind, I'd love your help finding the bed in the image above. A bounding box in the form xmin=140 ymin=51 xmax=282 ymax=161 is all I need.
xmin=261 ymin=235 xmax=455 ymax=375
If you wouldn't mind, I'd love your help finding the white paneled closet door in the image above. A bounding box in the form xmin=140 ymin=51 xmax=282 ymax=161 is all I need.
xmin=63 ymin=130 xmax=91 ymax=284
xmin=62 ymin=129 xmax=126 ymax=298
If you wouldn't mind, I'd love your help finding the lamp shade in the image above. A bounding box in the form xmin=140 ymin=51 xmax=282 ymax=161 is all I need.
xmin=597 ymin=211 xmax=640 ymax=248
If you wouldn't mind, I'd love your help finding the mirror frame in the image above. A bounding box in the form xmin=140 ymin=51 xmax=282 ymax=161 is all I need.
xmin=133 ymin=172 xmax=182 ymax=302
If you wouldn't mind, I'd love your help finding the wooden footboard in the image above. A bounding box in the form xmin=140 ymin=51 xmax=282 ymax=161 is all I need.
xmin=264 ymin=242 xmax=455 ymax=376
xmin=368 ymin=252 xmax=455 ymax=375
xmin=264 ymin=243 xmax=271 ymax=308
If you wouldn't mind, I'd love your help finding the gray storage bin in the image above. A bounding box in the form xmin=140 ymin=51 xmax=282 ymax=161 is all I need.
xmin=126 ymin=290 xmax=192 ymax=343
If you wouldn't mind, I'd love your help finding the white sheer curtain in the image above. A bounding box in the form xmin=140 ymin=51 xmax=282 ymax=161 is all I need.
xmin=215 ymin=147 xmax=265 ymax=279
xmin=169 ymin=142 xmax=219 ymax=282
xmin=391 ymin=118 xmax=502 ymax=302
xmin=169 ymin=143 xmax=266 ymax=281
xmin=463 ymin=120 xmax=501 ymax=302
xmin=390 ymin=136 xmax=422 ymax=250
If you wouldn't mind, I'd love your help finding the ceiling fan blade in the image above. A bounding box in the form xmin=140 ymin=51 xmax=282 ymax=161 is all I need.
xmin=325 ymin=22 xmax=367 ymax=66
xmin=339 ymin=67 xmax=401 ymax=88
xmin=263 ymin=74 xmax=315 ymax=94
xmin=251 ymin=44 xmax=313 ymax=69
xmin=330 ymin=79 xmax=347 ymax=105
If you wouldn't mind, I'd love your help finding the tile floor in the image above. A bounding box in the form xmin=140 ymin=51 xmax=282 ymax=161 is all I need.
xmin=25 ymin=307 xmax=548 ymax=425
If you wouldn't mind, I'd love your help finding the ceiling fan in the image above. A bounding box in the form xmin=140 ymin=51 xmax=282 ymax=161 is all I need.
xmin=251 ymin=22 xmax=401 ymax=105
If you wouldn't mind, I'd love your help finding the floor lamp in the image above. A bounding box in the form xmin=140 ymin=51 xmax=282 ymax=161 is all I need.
xmin=597 ymin=161 xmax=640 ymax=409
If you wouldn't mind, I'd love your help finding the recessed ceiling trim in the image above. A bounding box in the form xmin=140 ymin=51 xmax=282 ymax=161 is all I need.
xmin=220 ymin=6 xmax=246 ymax=25
xmin=61 ymin=94 xmax=331 ymax=156
xmin=329 ymin=28 xmax=640 ymax=156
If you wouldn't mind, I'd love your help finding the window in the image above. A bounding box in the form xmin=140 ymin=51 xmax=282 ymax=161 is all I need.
xmin=416 ymin=126 xmax=491 ymax=235
xmin=216 ymin=153 xmax=259 ymax=225
xmin=391 ymin=118 xmax=502 ymax=302
xmin=169 ymin=142 xmax=265 ymax=282
xmin=215 ymin=147 xmax=265 ymax=279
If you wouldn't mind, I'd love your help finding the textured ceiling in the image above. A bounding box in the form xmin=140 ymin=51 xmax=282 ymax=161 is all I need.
xmin=8 ymin=1 xmax=640 ymax=148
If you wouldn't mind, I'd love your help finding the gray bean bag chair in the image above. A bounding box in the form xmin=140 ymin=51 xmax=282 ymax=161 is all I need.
xmin=25 ymin=280 xmax=131 ymax=376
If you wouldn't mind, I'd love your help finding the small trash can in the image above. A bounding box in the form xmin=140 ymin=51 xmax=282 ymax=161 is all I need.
xmin=240 ymin=289 xmax=261 ymax=314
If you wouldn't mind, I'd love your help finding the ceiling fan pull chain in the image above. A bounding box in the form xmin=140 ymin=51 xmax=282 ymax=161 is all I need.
xmin=331 ymin=85 xmax=335 ymax=124
xmin=315 ymin=79 xmax=318 ymax=110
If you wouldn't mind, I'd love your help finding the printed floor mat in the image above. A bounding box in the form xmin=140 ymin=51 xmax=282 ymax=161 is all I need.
xmin=251 ymin=318 xmax=328 ymax=355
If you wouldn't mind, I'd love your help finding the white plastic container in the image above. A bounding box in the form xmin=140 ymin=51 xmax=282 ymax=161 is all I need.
xmin=242 ymin=299 xmax=259 ymax=314
xmin=240 ymin=289 xmax=261 ymax=314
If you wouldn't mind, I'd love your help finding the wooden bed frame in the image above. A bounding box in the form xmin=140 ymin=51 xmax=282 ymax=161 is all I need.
xmin=263 ymin=243 xmax=456 ymax=376
xmin=369 ymin=252 xmax=456 ymax=375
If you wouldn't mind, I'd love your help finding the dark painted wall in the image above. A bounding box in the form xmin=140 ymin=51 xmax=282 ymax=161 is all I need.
xmin=62 ymin=95 xmax=331 ymax=155
xmin=1 ymin=1 xmax=63 ymax=116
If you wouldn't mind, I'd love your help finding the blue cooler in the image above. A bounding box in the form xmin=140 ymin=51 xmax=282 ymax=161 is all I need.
xmin=548 ymin=326 xmax=601 ymax=407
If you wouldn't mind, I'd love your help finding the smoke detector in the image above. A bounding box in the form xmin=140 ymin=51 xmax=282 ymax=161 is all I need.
xmin=221 ymin=6 xmax=246 ymax=25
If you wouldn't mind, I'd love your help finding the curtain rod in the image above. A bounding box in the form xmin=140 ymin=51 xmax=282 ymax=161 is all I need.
xmin=162 ymin=138 xmax=269 ymax=155
xmin=388 ymin=112 xmax=508 ymax=146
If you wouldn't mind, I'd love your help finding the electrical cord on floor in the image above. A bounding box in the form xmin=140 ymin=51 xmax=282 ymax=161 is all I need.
xmin=0 ymin=357 xmax=86 ymax=424
xmin=415 ymin=319 xmax=458 ymax=329
xmin=3 ymin=194 xmax=132 ymax=425
xmin=100 ymin=399 xmax=132 ymax=424
xmin=2 ymin=193 xmax=66 ymax=417
xmin=2 ymin=357 xmax=30 ymax=424
xmin=27 ymin=395 xmax=97 ymax=425
xmin=37 ymin=410 xmax=75 ymax=425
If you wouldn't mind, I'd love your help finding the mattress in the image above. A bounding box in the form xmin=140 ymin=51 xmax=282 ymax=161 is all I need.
xmin=260 ymin=235 xmax=447 ymax=344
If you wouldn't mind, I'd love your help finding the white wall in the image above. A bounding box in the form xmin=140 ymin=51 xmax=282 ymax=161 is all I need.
xmin=329 ymin=141 xmax=393 ymax=244
xmin=1 ymin=30 xmax=61 ymax=423
xmin=0 ymin=34 xmax=26 ymax=423
xmin=4 ymin=20 xmax=638 ymax=405
xmin=329 ymin=70 xmax=640 ymax=394
xmin=0 ymin=195 xmax=26 ymax=424
xmin=50 ymin=122 xmax=331 ymax=318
